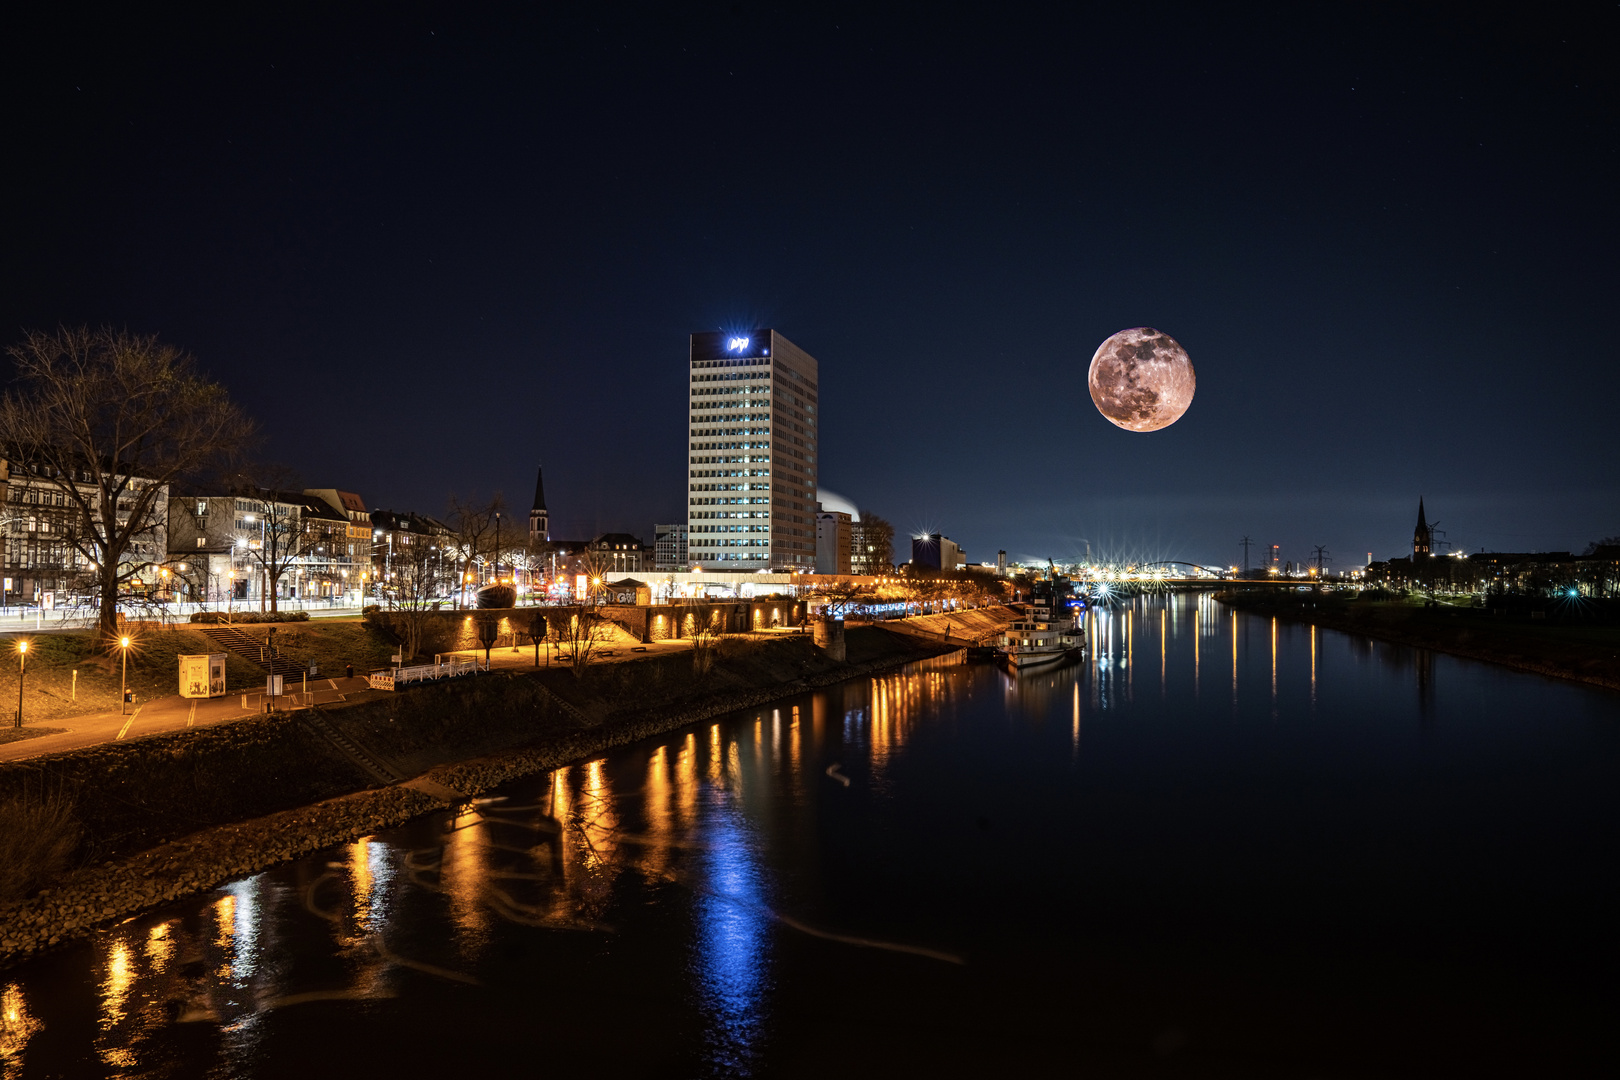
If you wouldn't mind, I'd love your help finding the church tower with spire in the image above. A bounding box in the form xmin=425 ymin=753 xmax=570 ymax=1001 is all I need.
xmin=1413 ymin=497 xmax=1432 ymax=558
xmin=529 ymin=465 xmax=549 ymax=542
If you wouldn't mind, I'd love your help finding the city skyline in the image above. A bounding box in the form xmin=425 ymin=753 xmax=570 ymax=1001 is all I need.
xmin=1 ymin=6 xmax=1614 ymax=567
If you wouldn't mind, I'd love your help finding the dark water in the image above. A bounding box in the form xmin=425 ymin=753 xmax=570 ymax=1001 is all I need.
xmin=3 ymin=595 xmax=1618 ymax=1077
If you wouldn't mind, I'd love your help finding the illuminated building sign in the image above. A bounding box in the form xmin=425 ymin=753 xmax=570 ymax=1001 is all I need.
xmin=691 ymin=329 xmax=771 ymax=362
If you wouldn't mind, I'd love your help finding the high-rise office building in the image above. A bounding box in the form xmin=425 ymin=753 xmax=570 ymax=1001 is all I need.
xmin=686 ymin=329 xmax=819 ymax=570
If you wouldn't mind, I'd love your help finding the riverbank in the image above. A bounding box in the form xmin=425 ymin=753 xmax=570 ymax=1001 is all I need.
xmin=0 ymin=625 xmax=961 ymax=969
xmin=1216 ymin=590 xmax=1620 ymax=691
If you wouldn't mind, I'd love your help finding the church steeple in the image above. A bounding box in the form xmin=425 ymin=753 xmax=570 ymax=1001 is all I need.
xmin=529 ymin=465 xmax=549 ymax=542
xmin=1413 ymin=497 xmax=1432 ymax=558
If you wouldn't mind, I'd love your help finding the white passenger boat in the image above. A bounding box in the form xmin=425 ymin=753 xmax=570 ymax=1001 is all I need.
xmin=997 ymin=586 xmax=1083 ymax=670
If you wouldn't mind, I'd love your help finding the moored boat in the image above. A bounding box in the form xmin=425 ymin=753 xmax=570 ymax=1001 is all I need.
xmin=997 ymin=579 xmax=1083 ymax=670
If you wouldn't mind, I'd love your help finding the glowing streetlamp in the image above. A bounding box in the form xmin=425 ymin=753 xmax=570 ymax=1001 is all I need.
xmin=119 ymin=635 xmax=131 ymax=714
xmin=15 ymin=640 xmax=28 ymax=729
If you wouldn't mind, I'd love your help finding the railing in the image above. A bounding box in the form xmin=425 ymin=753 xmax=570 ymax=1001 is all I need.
xmin=367 ymin=656 xmax=483 ymax=691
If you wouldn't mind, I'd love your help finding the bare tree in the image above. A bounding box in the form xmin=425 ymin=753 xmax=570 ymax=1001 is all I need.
xmin=810 ymin=580 xmax=866 ymax=619
xmin=0 ymin=328 xmax=254 ymax=642
xmin=379 ymin=523 xmax=448 ymax=661
xmin=226 ymin=468 xmax=306 ymax=614
xmin=445 ymin=492 xmax=506 ymax=608
xmin=854 ymin=512 xmax=895 ymax=574
xmin=559 ymin=606 xmax=611 ymax=676
xmin=504 ymin=543 xmax=538 ymax=604
xmin=897 ymin=566 xmax=952 ymax=615
xmin=688 ymin=603 xmax=723 ymax=675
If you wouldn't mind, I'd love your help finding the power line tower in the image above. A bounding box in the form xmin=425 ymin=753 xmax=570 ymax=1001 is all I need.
xmin=1239 ymin=535 xmax=1253 ymax=573
xmin=1312 ymin=545 xmax=1331 ymax=574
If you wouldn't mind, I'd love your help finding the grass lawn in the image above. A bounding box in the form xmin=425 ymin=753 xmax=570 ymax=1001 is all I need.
xmin=0 ymin=619 xmax=398 ymax=722
xmin=0 ymin=726 xmax=66 ymax=744
xmin=251 ymin=620 xmax=398 ymax=677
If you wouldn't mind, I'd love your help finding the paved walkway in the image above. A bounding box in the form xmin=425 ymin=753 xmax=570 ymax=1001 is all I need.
xmin=0 ymin=676 xmax=378 ymax=763
xmin=0 ymin=626 xmax=815 ymax=764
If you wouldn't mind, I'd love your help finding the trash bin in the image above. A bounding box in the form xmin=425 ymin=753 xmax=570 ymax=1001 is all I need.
xmin=345 ymin=663 xmax=354 ymax=679
xmin=123 ymin=689 xmax=133 ymax=704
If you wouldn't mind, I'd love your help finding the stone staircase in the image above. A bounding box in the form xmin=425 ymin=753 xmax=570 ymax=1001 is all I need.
xmin=195 ymin=625 xmax=307 ymax=677
xmin=298 ymin=709 xmax=406 ymax=785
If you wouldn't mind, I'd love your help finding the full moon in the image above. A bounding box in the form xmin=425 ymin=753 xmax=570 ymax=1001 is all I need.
xmin=1087 ymin=327 xmax=1196 ymax=432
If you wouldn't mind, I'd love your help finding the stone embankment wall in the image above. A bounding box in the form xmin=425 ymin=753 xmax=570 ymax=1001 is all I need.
xmin=863 ymin=606 xmax=1018 ymax=646
xmin=0 ymin=626 xmax=952 ymax=969
xmin=363 ymin=600 xmax=807 ymax=656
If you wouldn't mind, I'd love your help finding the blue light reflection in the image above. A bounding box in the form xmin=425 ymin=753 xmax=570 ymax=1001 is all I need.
xmin=694 ymin=782 xmax=769 ymax=1076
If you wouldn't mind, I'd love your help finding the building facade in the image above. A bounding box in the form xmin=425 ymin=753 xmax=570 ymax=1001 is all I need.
xmin=1 ymin=459 xmax=168 ymax=603
xmin=305 ymin=489 xmax=376 ymax=599
xmin=589 ymin=533 xmax=647 ymax=574
xmin=168 ymin=492 xmax=319 ymax=605
xmin=911 ymin=533 xmax=963 ymax=571
xmin=292 ymin=496 xmax=354 ymax=599
xmin=654 ymin=523 xmax=689 ymax=572
xmin=687 ymin=329 xmax=819 ymax=570
xmin=815 ymin=511 xmax=853 ymax=575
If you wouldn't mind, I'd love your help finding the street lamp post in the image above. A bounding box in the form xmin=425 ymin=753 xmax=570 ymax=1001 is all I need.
xmin=244 ymin=514 xmax=267 ymax=612
xmin=15 ymin=640 xmax=27 ymax=729
xmin=119 ymin=635 xmax=131 ymax=715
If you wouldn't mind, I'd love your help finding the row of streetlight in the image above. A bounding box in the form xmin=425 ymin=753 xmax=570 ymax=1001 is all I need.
xmin=12 ymin=633 xmax=132 ymax=731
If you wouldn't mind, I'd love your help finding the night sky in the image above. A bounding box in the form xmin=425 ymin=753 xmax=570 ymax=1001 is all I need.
xmin=4 ymin=4 xmax=1615 ymax=570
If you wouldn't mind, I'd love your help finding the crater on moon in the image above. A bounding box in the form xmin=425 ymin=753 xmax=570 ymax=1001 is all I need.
xmin=1087 ymin=327 xmax=1196 ymax=432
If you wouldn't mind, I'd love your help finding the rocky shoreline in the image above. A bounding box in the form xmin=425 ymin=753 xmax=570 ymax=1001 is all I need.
xmin=0 ymin=638 xmax=959 ymax=970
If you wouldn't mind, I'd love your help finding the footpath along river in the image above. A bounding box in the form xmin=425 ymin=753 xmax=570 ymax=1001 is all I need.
xmin=1 ymin=593 xmax=1616 ymax=1077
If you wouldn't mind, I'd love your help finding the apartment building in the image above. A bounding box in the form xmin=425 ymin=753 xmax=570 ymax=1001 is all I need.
xmin=1 ymin=458 xmax=168 ymax=603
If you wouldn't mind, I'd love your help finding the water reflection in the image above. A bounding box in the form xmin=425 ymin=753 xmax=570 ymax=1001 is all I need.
xmin=695 ymin=791 xmax=768 ymax=1076
xmin=4 ymin=596 xmax=1609 ymax=1076
xmin=0 ymin=983 xmax=41 ymax=1075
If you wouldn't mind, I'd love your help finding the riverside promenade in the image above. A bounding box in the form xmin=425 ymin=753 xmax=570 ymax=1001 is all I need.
xmin=0 ymin=616 xmax=996 ymax=765
xmin=0 ymin=675 xmax=376 ymax=763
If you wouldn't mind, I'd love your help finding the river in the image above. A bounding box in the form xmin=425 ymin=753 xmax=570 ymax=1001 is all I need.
xmin=1 ymin=594 xmax=1616 ymax=1077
